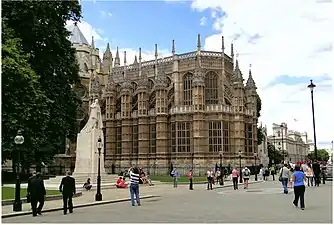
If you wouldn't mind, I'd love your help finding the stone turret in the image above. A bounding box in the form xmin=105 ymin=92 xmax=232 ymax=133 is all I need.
xmin=102 ymin=43 xmax=113 ymax=74
xmin=114 ymin=47 xmax=120 ymax=67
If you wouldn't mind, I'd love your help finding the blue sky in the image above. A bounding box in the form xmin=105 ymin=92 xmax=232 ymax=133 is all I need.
xmin=81 ymin=1 xmax=218 ymax=52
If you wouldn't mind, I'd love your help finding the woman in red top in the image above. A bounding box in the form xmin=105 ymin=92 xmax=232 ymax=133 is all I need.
xmin=188 ymin=169 xmax=193 ymax=190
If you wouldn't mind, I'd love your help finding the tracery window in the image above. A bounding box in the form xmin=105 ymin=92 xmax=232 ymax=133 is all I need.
xmin=132 ymin=125 xmax=138 ymax=155
xmin=205 ymin=72 xmax=218 ymax=105
xmin=116 ymin=126 xmax=122 ymax=154
xmin=149 ymin=124 xmax=156 ymax=153
xmin=183 ymin=73 xmax=193 ymax=105
xmin=244 ymin=124 xmax=253 ymax=153
xmin=223 ymin=121 xmax=229 ymax=153
xmin=209 ymin=121 xmax=222 ymax=152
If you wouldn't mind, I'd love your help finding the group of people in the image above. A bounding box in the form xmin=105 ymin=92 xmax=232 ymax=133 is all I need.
xmin=27 ymin=171 xmax=76 ymax=217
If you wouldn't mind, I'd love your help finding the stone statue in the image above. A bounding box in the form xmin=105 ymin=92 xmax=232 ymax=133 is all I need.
xmin=82 ymin=99 xmax=102 ymax=133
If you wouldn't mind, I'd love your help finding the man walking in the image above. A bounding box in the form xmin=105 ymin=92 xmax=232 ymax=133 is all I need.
xmin=312 ymin=161 xmax=321 ymax=186
xmin=242 ymin=166 xmax=251 ymax=189
xmin=207 ymin=168 xmax=213 ymax=190
xmin=171 ymin=169 xmax=179 ymax=188
xmin=59 ymin=171 xmax=76 ymax=215
xmin=279 ymin=164 xmax=290 ymax=194
xmin=27 ymin=172 xmax=46 ymax=217
xmin=188 ymin=169 xmax=193 ymax=190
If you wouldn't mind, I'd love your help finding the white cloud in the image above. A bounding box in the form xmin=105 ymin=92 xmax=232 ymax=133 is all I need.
xmin=191 ymin=0 xmax=334 ymax=145
xmin=200 ymin=16 xmax=207 ymax=26
xmin=100 ymin=10 xmax=112 ymax=18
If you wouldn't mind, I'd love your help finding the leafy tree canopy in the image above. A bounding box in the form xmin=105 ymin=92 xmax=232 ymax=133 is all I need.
xmin=1 ymin=21 xmax=51 ymax=166
xmin=267 ymin=142 xmax=284 ymax=165
xmin=307 ymin=149 xmax=329 ymax=162
xmin=2 ymin=1 xmax=82 ymax=164
xmin=256 ymin=93 xmax=263 ymax=145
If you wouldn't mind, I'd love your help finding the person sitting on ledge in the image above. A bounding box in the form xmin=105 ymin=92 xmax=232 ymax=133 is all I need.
xmin=83 ymin=178 xmax=92 ymax=191
xmin=116 ymin=177 xmax=122 ymax=186
xmin=116 ymin=177 xmax=127 ymax=188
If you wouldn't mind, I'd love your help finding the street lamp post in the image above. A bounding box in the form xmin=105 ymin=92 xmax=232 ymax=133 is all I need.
xmin=280 ymin=124 xmax=285 ymax=163
xmin=95 ymin=137 xmax=103 ymax=201
xmin=238 ymin=151 xmax=243 ymax=183
xmin=254 ymin=152 xmax=258 ymax=181
xmin=219 ymin=151 xmax=224 ymax=185
xmin=273 ymin=135 xmax=276 ymax=166
xmin=307 ymin=80 xmax=318 ymax=161
xmin=13 ymin=130 xmax=24 ymax=212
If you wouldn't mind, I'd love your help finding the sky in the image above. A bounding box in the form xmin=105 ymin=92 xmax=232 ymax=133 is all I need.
xmin=70 ymin=0 xmax=333 ymax=149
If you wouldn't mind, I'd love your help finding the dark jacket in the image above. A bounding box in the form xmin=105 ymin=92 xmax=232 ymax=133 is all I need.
xmin=59 ymin=176 xmax=76 ymax=196
xmin=28 ymin=177 xmax=46 ymax=198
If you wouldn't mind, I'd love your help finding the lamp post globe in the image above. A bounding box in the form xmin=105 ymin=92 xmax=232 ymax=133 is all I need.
xmin=307 ymin=79 xmax=318 ymax=161
xmin=238 ymin=151 xmax=243 ymax=183
xmin=254 ymin=152 xmax=258 ymax=181
xmin=13 ymin=130 xmax=24 ymax=212
xmin=95 ymin=137 xmax=103 ymax=201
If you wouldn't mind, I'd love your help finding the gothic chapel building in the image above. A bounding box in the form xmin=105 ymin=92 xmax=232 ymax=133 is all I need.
xmin=67 ymin=23 xmax=259 ymax=174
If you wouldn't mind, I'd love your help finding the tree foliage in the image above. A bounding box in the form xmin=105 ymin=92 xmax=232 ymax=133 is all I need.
xmin=1 ymin=22 xmax=51 ymax=166
xmin=2 ymin=1 xmax=82 ymax=164
xmin=267 ymin=142 xmax=284 ymax=165
xmin=307 ymin=149 xmax=329 ymax=162
xmin=256 ymin=93 xmax=263 ymax=145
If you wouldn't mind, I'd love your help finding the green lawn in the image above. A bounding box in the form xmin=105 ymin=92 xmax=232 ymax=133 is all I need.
xmin=1 ymin=187 xmax=61 ymax=200
xmin=150 ymin=176 xmax=207 ymax=183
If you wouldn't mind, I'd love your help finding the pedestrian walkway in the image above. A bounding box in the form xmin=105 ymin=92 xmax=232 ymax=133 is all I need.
xmin=2 ymin=180 xmax=262 ymax=217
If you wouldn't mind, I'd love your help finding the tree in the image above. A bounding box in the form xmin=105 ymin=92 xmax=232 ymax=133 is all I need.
xmin=2 ymin=1 xmax=82 ymax=163
xmin=1 ymin=21 xmax=51 ymax=169
xmin=267 ymin=142 xmax=283 ymax=165
xmin=256 ymin=93 xmax=263 ymax=145
xmin=307 ymin=149 xmax=329 ymax=162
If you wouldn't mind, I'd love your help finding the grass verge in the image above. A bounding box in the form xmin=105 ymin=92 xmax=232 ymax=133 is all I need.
xmin=1 ymin=187 xmax=60 ymax=200
xmin=150 ymin=176 xmax=207 ymax=183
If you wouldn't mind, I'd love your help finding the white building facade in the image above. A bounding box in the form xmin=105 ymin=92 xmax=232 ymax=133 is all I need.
xmin=268 ymin=122 xmax=311 ymax=163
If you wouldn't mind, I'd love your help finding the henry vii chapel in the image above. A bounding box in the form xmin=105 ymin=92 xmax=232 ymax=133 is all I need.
xmin=67 ymin=23 xmax=260 ymax=174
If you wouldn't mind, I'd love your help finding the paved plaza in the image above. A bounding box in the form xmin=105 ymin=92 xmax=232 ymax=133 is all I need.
xmin=2 ymin=181 xmax=332 ymax=223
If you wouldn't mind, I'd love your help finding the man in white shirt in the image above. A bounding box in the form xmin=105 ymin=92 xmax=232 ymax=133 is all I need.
xmin=242 ymin=167 xmax=251 ymax=189
xmin=207 ymin=168 xmax=214 ymax=190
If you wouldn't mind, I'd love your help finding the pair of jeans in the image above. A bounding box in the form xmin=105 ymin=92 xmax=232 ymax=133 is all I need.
xmin=62 ymin=195 xmax=73 ymax=214
xmin=129 ymin=184 xmax=140 ymax=206
xmin=293 ymin=185 xmax=305 ymax=208
xmin=307 ymin=176 xmax=313 ymax=186
xmin=173 ymin=177 xmax=178 ymax=188
xmin=281 ymin=178 xmax=288 ymax=193
xmin=207 ymin=177 xmax=213 ymax=190
xmin=232 ymin=177 xmax=238 ymax=190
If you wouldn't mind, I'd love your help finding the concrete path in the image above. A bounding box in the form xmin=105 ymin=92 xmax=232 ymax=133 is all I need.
xmin=2 ymin=179 xmax=262 ymax=218
xmin=3 ymin=181 xmax=331 ymax=223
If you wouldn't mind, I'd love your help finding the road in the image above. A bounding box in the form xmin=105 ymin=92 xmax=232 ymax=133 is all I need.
xmin=2 ymin=181 xmax=332 ymax=223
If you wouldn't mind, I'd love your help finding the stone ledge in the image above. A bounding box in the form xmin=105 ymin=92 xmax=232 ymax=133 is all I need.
xmin=1 ymin=192 xmax=83 ymax=206
xmin=1 ymin=195 xmax=160 ymax=219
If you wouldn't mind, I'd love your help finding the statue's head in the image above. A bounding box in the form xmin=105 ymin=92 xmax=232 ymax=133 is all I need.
xmin=95 ymin=99 xmax=99 ymax=104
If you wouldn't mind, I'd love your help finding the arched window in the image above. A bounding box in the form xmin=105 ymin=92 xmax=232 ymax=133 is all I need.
xmin=205 ymin=72 xmax=218 ymax=105
xmin=183 ymin=73 xmax=193 ymax=105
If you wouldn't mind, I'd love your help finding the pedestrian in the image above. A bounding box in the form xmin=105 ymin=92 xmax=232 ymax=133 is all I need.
xmin=242 ymin=166 xmax=251 ymax=189
xmin=206 ymin=168 xmax=213 ymax=190
xmin=292 ymin=165 xmax=307 ymax=210
xmin=288 ymin=165 xmax=294 ymax=189
xmin=188 ymin=169 xmax=193 ymax=190
xmin=129 ymin=167 xmax=141 ymax=206
xmin=231 ymin=167 xmax=239 ymax=190
xmin=270 ymin=165 xmax=275 ymax=180
xmin=215 ymin=169 xmax=221 ymax=185
xmin=312 ymin=161 xmax=321 ymax=186
xmin=279 ymin=164 xmax=290 ymax=194
xmin=259 ymin=167 xmax=264 ymax=181
xmin=305 ymin=164 xmax=314 ymax=187
xmin=59 ymin=171 xmax=76 ymax=215
xmin=171 ymin=169 xmax=179 ymax=188
xmin=27 ymin=172 xmax=46 ymax=217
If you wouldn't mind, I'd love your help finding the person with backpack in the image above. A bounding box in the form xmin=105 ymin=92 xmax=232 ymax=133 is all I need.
xmin=242 ymin=166 xmax=251 ymax=189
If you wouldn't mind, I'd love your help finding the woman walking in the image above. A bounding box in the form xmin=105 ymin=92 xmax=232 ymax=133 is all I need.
xmin=292 ymin=165 xmax=307 ymax=210
xmin=305 ymin=164 xmax=314 ymax=187
xmin=129 ymin=167 xmax=141 ymax=206
xmin=231 ymin=167 xmax=239 ymax=190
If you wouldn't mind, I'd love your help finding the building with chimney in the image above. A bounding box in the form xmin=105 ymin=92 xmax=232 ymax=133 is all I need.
xmin=64 ymin=23 xmax=260 ymax=175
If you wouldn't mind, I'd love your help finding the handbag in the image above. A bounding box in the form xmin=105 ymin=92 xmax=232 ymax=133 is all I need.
xmin=26 ymin=193 xmax=31 ymax=203
xmin=278 ymin=168 xmax=283 ymax=182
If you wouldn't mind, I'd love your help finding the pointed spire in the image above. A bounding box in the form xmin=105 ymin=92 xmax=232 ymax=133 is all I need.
xmin=154 ymin=44 xmax=158 ymax=58
xmin=233 ymin=53 xmax=243 ymax=82
xmin=124 ymin=50 xmax=127 ymax=65
xmin=67 ymin=22 xmax=89 ymax=45
xmin=134 ymin=55 xmax=138 ymax=64
xmin=197 ymin=34 xmax=201 ymax=55
xmin=246 ymin=64 xmax=257 ymax=89
xmin=231 ymin=43 xmax=234 ymax=61
xmin=172 ymin=40 xmax=175 ymax=55
xmin=139 ymin=47 xmax=142 ymax=61
xmin=221 ymin=36 xmax=225 ymax=52
xmin=91 ymin=36 xmax=95 ymax=49
xmin=103 ymin=43 xmax=111 ymax=58
xmin=114 ymin=47 xmax=120 ymax=67
xmin=123 ymin=51 xmax=127 ymax=80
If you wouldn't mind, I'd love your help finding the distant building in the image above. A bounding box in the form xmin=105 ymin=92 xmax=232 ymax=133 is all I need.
xmin=268 ymin=122 xmax=310 ymax=163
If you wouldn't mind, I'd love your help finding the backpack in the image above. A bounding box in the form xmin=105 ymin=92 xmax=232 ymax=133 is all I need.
xmin=244 ymin=169 xmax=250 ymax=176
